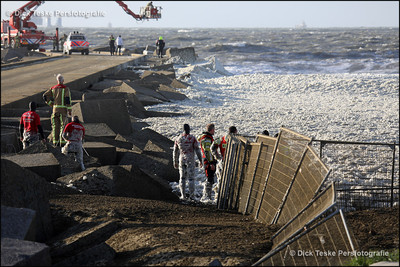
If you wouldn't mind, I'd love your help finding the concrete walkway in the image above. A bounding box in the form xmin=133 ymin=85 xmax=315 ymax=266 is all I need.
xmin=1 ymin=54 xmax=145 ymax=108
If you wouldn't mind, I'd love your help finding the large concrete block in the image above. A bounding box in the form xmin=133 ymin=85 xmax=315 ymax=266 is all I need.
xmin=1 ymin=128 xmax=22 ymax=153
xmin=158 ymin=84 xmax=187 ymax=101
xmin=1 ymin=206 xmax=36 ymax=241
xmin=83 ymin=142 xmax=117 ymax=165
xmin=57 ymin=165 xmax=178 ymax=201
xmin=165 ymin=47 xmax=197 ymax=63
xmin=1 ymin=238 xmax=51 ymax=266
xmin=90 ymin=79 xmax=122 ymax=91
xmin=2 ymin=153 xmax=61 ymax=182
xmin=170 ymin=78 xmax=189 ymax=89
xmin=83 ymin=90 xmax=147 ymax=119
xmin=142 ymin=70 xmax=176 ymax=80
xmin=104 ymin=69 xmax=141 ymax=80
xmin=139 ymin=71 xmax=174 ymax=90
xmin=119 ymin=128 xmax=179 ymax=182
xmin=84 ymin=123 xmax=116 ymax=139
xmin=150 ymin=63 xmax=175 ymax=72
xmin=126 ymin=80 xmax=169 ymax=102
xmin=1 ymin=159 xmax=53 ymax=242
xmin=72 ymin=99 xmax=132 ymax=135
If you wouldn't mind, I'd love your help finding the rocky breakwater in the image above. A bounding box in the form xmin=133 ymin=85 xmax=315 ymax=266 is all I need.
xmin=1 ymin=48 xmax=196 ymax=265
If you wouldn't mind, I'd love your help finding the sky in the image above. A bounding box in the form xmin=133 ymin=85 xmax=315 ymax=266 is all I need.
xmin=1 ymin=1 xmax=399 ymax=28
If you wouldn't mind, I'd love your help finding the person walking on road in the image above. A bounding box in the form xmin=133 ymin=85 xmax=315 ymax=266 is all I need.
xmin=109 ymin=35 xmax=116 ymax=56
xmin=156 ymin=36 xmax=165 ymax=58
xmin=116 ymin=35 xmax=123 ymax=55
xmin=198 ymin=123 xmax=218 ymax=202
xmin=173 ymin=124 xmax=203 ymax=201
xmin=19 ymin=101 xmax=46 ymax=149
xmin=43 ymin=74 xmax=72 ymax=146
xmin=62 ymin=115 xmax=86 ymax=171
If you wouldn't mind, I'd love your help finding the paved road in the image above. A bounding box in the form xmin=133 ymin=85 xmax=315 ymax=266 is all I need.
xmin=1 ymin=54 xmax=144 ymax=108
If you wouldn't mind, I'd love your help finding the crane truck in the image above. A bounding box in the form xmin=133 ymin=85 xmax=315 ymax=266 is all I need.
xmin=1 ymin=1 xmax=162 ymax=51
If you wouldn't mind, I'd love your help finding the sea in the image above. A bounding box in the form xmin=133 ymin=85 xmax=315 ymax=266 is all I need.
xmin=47 ymin=27 xmax=399 ymax=75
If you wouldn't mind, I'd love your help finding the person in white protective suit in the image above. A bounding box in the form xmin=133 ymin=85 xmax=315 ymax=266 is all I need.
xmin=173 ymin=124 xmax=203 ymax=201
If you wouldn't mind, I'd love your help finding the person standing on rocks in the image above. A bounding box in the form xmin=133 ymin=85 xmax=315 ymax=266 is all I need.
xmin=43 ymin=74 xmax=72 ymax=146
xmin=116 ymin=35 xmax=123 ymax=55
xmin=173 ymin=124 xmax=203 ymax=201
xmin=109 ymin=35 xmax=116 ymax=56
xmin=62 ymin=115 xmax=86 ymax=171
xmin=19 ymin=101 xmax=46 ymax=149
xmin=156 ymin=36 xmax=165 ymax=58
xmin=198 ymin=123 xmax=218 ymax=202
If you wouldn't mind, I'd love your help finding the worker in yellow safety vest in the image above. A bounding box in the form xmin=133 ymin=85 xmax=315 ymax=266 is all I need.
xmin=43 ymin=74 xmax=72 ymax=146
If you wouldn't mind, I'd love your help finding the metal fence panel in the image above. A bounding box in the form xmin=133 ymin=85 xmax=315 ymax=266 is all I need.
xmin=272 ymin=183 xmax=336 ymax=249
xmin=238 ymin=136 xmax=277 ymax=215
xmin=255 ymin=210 xmax=357 ymax=266
xmin=277 ymin=145 xmax=330 ymax=224
xmin=256 ymin=127 xmax=312 ymax=224
xmin=312 ymin=141 xmax=399 ymax=210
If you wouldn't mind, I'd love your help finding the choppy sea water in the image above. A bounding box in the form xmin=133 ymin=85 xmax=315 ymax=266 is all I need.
xmin=50 ymin=27 xmax=399 ymax=75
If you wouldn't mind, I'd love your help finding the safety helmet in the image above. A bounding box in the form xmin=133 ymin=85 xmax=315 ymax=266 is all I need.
xmin=159 ymin=36 xmax=163 ymax=40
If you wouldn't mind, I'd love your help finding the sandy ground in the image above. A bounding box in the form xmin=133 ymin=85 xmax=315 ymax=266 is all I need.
xmin=48 ymin=191 xmax=399 ymax=266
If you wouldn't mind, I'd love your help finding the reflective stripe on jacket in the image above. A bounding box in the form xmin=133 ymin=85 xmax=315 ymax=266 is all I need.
xmin=43 ymin=84 xmax=71 ymax=113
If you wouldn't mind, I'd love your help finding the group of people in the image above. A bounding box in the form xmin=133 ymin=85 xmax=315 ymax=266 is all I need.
xmin=173 ymin=123 xmax=237 ymax=203
xmin=108 ymin=35 xmax=165 ymax=58
xmin=108 ymin=35 xmax=124 ymax=56
xmin=19 ymin=74 xmax=86 ymax=171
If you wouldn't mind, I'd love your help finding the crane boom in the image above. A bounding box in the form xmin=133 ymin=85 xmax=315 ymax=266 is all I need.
xmin=115 ymin=1 xmax=142 ymax=20
xmin=115 ymin=1 xmax=161 ymax=21
xmin=9 ymin=1 xmax=44 ymax=31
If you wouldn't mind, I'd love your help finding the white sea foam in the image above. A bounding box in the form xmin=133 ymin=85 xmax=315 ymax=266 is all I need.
xmin=140 ymin=56 xmax=399 ymax=203
xmin=144 ymin=57 xmax=399 ymax=144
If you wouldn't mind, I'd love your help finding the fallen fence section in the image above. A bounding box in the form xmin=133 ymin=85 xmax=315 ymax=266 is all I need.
xmin=217 ymin=127 xmax=362 ymax=266
xmin=253 ymin=209 xmax=358 ymax=266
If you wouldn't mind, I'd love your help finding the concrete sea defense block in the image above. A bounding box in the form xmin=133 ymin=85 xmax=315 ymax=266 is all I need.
xmin=1 ymin=237 xmax=51 ymax=266
xmin=1 ymin=206 xmax=36 ymax=241
xmin=72 ymin=99 xmax=132 ymax=135
xmin=83 ymin=142 xmax=117 ymax=165
xmin=2 ymin=153 xmax=60 ymax=182
xmin=1 ymin=159 xmax=53 ymax=242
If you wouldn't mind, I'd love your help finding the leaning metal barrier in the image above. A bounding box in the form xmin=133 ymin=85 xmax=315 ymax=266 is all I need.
xmin=238 ymin=135 xmax=277 ymax=215
xmin=275 ymin=144 xmax=330 ymax=225
xmin=271 ymin=183 xmax=337 ymax=249
xmin=253 ymin=209 xmax=358 ymax=266
xmin=217 ymin=127 xmax=363 ymax=266
xmin=255 ymin=128 xmax=312 ymax=225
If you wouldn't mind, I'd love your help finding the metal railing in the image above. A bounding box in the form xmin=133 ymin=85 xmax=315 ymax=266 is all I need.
xmin=312 ymin=139 xmax=399 ymax=210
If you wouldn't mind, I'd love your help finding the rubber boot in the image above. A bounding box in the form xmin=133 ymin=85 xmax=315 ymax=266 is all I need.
xmin=179 ymin=178 xmax=187 ymax=200
xmin=201 ymin=182 xmax=212 ymax=202
xmin=188 ymin=179 xmax=195 ymax=201
xmin=80 ymin=162 xmax=86 ymax=171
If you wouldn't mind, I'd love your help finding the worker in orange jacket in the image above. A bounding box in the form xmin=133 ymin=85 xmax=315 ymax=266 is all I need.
xmin=43 ymin=74 xmax=72 ymax=146
xmin=198 ymin=123 xmax=217 ymax=202
xmin=211 ymin=126 xmax=238 ymax=199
